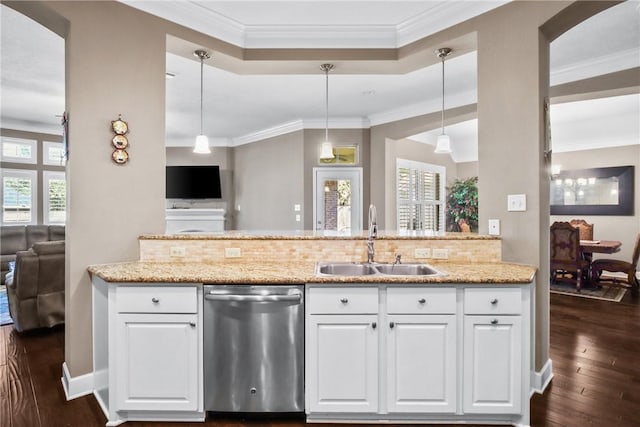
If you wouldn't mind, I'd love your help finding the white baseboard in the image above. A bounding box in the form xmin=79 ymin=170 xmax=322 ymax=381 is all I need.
xmin=531 ymin=358 xmax=554 ymax=395
xmin=61 ymin=362 xmax=94 ymax=400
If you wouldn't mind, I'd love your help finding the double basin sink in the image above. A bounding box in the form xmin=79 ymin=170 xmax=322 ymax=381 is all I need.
xmin=316 ymin=262 xmax=446 ymax=277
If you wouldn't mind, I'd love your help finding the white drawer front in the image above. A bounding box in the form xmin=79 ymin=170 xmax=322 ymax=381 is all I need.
xmin=116 ymin=286 xmax=197 ymax=314
xmin=308 ymin=287 xmax=378 ymax=314
xmin=464 ymin=288 xmax=522 ymax=315
xmin=387 ymin=287 xmax=456 ymax=314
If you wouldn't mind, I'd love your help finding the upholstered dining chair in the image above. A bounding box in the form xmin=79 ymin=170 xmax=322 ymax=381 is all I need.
xmin=591 ymin=233 xmax=640 ymax=295
xmin=569 ymin=219 xmax=594 ymax=241
xmin=550 ymin=221 xmax=590 ymax=291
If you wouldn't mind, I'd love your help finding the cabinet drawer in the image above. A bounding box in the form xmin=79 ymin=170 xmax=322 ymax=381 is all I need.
xmin=308 ymin=287 xmax=378 ymax=314
xmin=387 ymin=287 xmax=456 ymax=314
xmin=464 ymin=288 xmax=522 ymax=315
xmin=116 ymin=286 xmax=197 ymax=314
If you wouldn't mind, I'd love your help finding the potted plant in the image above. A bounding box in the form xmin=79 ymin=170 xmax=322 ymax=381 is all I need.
xmin=446 ymin=177 xmax=478 ymax=232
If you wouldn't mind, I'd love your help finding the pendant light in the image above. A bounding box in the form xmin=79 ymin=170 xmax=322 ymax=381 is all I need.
xmin=434 ymin=47 xmax=452 ymax=154
xmin=319 ymin=63 xmax=335 ymax=160
xmin=193 ymin=49 xmax=211 ymax=154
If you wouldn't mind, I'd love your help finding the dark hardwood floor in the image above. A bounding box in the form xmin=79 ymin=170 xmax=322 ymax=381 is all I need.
xmin=1 ymin=290 xmax=639 ymax=427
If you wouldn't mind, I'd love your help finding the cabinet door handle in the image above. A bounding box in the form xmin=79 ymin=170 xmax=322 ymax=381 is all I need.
xmin=389 ymin=322 xmax=395 ymax=329
xmin=340 ymin=298 xmax=349 ymax=304
xmin=371 ymin=322 xmax=377 ymax=329
xmin=491 ymin=319 xmax=499 ymax=325
xmin=418 ymin=298 xmax=426 ymax=304
xmin=151 ymin=297 xmax=160 ymax=303
xmin=490 ymin=298 xmax=498 ymax=305
xmin=189 ymin=322 xmax=196 ymax=327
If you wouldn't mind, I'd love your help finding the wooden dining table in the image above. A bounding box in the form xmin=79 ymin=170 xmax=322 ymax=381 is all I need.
xmin=580 ymin=240 xmax=622 ymax=280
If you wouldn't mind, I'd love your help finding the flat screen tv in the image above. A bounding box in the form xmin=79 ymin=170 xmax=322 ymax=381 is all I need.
xmin=166 ymin=165 xmax=222 ymax=199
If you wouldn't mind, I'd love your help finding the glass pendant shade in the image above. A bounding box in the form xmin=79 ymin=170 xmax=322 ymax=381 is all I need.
xmin=434 ymin=134 xmax=451 ymax=154
xmin=319 ymin=141 xmax=334 ymax=159
xmin=193 ymin=134 xmax=211 ymax=154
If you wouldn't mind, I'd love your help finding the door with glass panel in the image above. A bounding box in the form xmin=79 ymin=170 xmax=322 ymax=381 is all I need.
xmin=313 ymin=168 xmax=362 ymax=233
xmin=396 ymin=160 xmax=445 ymax=233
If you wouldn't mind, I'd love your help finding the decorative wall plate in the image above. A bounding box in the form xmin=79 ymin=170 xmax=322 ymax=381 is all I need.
xmin=111 ymin=117 xmax=129 ymax=135
xmin=112 ymin=134 xmax=129 ymax=149
xmin=112 ymin=149 xmax=129 ymax=164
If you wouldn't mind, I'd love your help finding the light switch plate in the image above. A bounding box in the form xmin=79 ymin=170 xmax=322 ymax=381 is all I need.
xmin=488 ymin=219 xmax=500 ymax=235
xmin=507 ymin=194 xmax=527 ymax=211
xmin=294 ymin=204 xmax=301 ymax=212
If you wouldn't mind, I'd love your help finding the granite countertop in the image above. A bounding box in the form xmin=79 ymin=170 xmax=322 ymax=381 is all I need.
xmin=88 ymin=260 xmax=536 ymax=284
xmin=139 ymin=230 xmax=500 ymax=241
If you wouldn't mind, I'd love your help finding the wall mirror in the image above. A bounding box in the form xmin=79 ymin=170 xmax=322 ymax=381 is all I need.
xmin=550 ymin=165 xmax=634 ymax=215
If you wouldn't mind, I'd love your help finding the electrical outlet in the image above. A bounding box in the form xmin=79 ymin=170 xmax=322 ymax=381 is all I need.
xmin=170 ymin=246 xmax=186 ymax=257
xmin=295 ymin=214 xmax=301 ymax=222
xmin=432 ymin=248 xmax=449 ymax=259
xmin=488 ymin=219 xmax=500 ymax=235
xmin=414 ymin=248 xmax=431 ymax=258
xmin=224 ymin=247 xmax=242 ymax=258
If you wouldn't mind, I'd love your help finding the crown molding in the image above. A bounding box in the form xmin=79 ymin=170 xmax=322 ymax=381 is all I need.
xmin=551 ymin=48 xmax=640 ymax=86
xmin=231 ymin=120 xmax=305 ymax=146
xmin=120 ymin=1 xmax=507 ymax=49
xmin=397 ymin=2 xmax=508 ymax=46
xmin=120 ymin=1 xmax=245 ymax=46
xmin=244 ymin=25 xmax=397 ymax=49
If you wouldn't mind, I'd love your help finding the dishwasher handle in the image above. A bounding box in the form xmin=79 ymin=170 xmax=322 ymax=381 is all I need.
xmin=205 ymin=291 xmax=302 ymax=303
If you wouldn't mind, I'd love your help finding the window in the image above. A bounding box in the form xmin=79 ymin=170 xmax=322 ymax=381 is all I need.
xmin=43 ymin=171 xmax=66 ymax=224
xmin=396 ymin=159 xmax=445 ymax=233
xmin=1 ymin=169 xmax=37 ymax=224
xmin=1 ymin=136 xmax=37 ymax=164
xmin=43 ymin=141 xmax=66 ymax=166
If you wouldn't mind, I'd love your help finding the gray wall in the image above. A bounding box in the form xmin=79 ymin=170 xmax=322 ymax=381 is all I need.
xmin=550 ymin=145 xmax=640 ymax=261
xmin=233 ymin=130 xmax=304 ymax=230
xmin=456 ymin=161 xmax=479 ymax=180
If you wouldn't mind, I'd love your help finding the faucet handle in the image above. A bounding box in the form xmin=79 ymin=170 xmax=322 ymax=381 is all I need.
xmin=395 ymin=253 xmax=402 ymax=264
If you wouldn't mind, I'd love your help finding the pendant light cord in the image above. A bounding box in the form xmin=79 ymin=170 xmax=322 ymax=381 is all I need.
xmin=325 ymin=67 xmax=329 ymax=141
xmin=440 ymin=53 xmax=445 ymax=136
xmin=200 ymin=56 xmax=204 ymax=136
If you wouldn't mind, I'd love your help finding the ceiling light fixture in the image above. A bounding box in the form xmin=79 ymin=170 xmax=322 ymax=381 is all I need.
xmin=434 ymin=47 xmax=452 ymax=154
xmin=193 ymin=49 xmax=211 ymax=154
xmin=319 ymin=63 xmax=335 ymax=160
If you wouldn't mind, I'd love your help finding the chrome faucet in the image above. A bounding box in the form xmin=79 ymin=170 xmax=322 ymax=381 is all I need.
xmin=367 ymin=204 xmax=377 ymax=263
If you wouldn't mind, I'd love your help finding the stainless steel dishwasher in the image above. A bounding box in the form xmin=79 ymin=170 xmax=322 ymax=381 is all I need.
xmin=203 ymin=284 xmax=304 ymax=413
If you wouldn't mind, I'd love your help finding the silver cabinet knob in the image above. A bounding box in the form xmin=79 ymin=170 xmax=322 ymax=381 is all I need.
xmin=389 ymin=322 xmax=395 ymax=329
xmin=418 ymin=298 xmax=426 ymax=304
xmin=151 ymin=297 xmax=160 ymax=303
xmin=490 ymin=298 xmax=498 ymax=305
xmin=491 ymin=319 xmax=499 ymax=325
xmin=371 ymin=322 xmax=377 ymax=329
xmin=340 ymin=298 xmax=348 ymax=304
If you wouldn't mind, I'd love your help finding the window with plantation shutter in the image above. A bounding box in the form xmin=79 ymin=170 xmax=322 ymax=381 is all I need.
xmin=1 ymin=136 xmax=37 ymax=164
xmin=396 ymin=159 xmax=445 ymax=233
xmin=43 ymin=171 xmax=66 ymax=224
xmin=1 ymin=169 xmax=37 ymax=224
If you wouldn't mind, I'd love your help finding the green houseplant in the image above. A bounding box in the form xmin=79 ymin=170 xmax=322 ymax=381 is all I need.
xmin=446 ymin=177 xmax=478 ymax=232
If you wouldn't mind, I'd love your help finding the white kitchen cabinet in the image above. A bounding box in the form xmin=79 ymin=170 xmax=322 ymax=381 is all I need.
xmin=116 ymin=313 xmax=199 ymax=411
xmin=306 ymin=286 xmax=379 ymax=413
xmin=92 ymin=277 xmax=204 ymax=426
xmin=463 ymin=287 xmax=523 ymax=415
xmin=386 ymin=314 xmax=456 ymax=413
xmin=305 ymin=283 xmax=532 ymax=427
xmin=463 ymin=315 xmax=522 ymax=414
xmin=306 ymin=314 xmax=379 ymax=413
xmin=386 ymin=286 xmax=457 ymax=413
